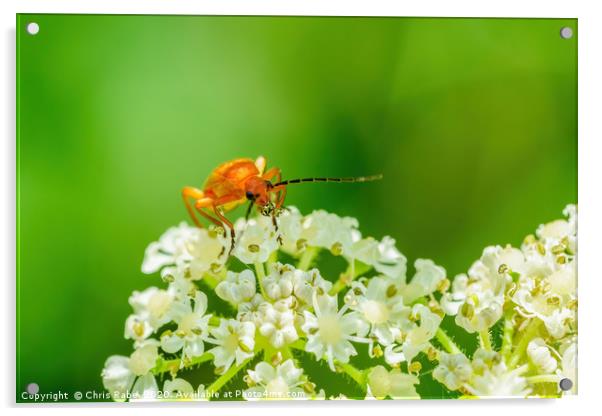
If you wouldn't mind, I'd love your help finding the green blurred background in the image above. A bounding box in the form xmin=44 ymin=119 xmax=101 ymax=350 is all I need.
xmin=17 ymin=15 xmax=577 ymax=401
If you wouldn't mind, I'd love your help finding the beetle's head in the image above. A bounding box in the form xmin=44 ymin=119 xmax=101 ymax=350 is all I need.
xmin=244 ymin=176 xmax=271 ymax=207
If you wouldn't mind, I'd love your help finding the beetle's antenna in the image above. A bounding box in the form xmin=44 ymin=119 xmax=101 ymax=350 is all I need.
xmin=273 ymin=174 xmax=383 ymax=188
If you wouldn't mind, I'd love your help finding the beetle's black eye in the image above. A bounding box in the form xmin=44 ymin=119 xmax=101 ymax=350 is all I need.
xmin=246 ymin=191 xmax=254 ymax=200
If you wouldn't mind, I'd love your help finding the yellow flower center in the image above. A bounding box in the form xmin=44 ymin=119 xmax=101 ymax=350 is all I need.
xmin=224 ymin=332 xmax=240 ymax=353
xmin=362 ymin=300 xmax=390 ymax=324
xmin=317 ymin=314 xmax=342 ymax=345
xmin=178 ymin=313 xmax=197 ymax=336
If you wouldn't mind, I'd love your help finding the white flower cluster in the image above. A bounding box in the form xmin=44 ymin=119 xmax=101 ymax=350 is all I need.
xmin=435 ymin=205 xmax=577 ymax=398
xmin=102 ymin=205 xmax=577 ymax=401
xmin=434 ymin=349 xmax=531 ymax=397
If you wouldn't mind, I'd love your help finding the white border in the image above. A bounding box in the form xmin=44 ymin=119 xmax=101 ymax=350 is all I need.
xmin=2 ymin=1 xmax=600 ymax=415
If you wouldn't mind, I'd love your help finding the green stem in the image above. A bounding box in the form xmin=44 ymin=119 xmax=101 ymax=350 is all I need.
xmin=202 ymin=273 xmax=221 ymax=289
xmin=330 ymin=280 xmax=346 ymax=295
xmin=206 ymin=356 xmax=254 ymax=396
xmin=527 ymin=374 xmax=561 ymax=384
xmin=153 ymin=352 xmax=213 ymax=375
xmin=339 ymin=362 xmax=366 ymax=392
xmin=281 ymin=346 xmax=294 ymax=360
xmin=329 ymin=260 xmax=372 ymax=295
xmin=435 ymin=328 xmax=462 ymax=354
xmin=479 ymin=330 xmax=492 ymax=351
xmin=254 ymin=262 xmax=269 ymax=300
xmin=209 ymin=316 xmax=222 ymax=326
xmin=509 ymin=319 xmax=542 ymax=368
xmin=288 ymin=339 xmax=306 ymax=351
xmin=500 ymin=313 xmax=515 ymax=362
xmin=290 ymin=341 xmax=366 ymax=391
xmin=266 ymin=250 xmax=278 ymax=269
xmin=297 ymin=247 xmax=319 ymax=271
xmin=289 ymin=341 xmax=366 ymax=391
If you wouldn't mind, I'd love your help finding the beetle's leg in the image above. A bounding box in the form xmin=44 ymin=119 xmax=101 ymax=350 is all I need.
xmin=182 ymin=186 xmax=208 ymax=228
xmin=266 ymin=181 xmax=287 ymax=246
xmin=210 ymin=194 xmax=243 ymax=255
xmin=263 ymin=167 xmax=283 ymax=206
xmin=193 ymin=198 xmax=230 ymax=258
xmin=272 ymin=185 xmax=287 ymax=209
xmin=255 ymin=156 xmax=267 ymax=175
xmin=262 ymin=167 xmax=281 ymax=183
xmin=262 ymin=167 xmax=284 ymax=237
xmin=212 ymin=207 xmax=236 ymax=255
xmin=195 ymin=201 xmax=224 ymax=228
xmin=275 ymin=186 xmax=287 ymax=244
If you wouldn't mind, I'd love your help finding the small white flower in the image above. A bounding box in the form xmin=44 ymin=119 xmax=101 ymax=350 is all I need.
xmin=470 ymin=348 xmax=501 ymax=374
xmin=440 ymin=274 xmax=468 ymax=315
xmin=141 ymin=222 xmax=197 ymax=274
xmin=542 ymin=308 xmax=574 ymax=339
xmin=161 ymin=266 xmax=196 ymax=301
xmin=367 ymin=365 xmax=419 ymax=399
xmin=349 ymin=236 xmax=407 ymax=279
xmin=215 ymin=269 xmax=257 ymax=304
xmin=547 ymin=267 xmax=576 ymax=297
xmin=162 ymin=378 xmax=195 ymax=400
xmin=302 ymin=294 xmax=369 ymax=371
xmin=101 ymin=356 xmax=136 ymax=401
xmin=244 ymin=359 xmax=305 ymax=400
xmin=233 ymin=217 xmax=279 ymax=264
xmin=293 ymin=268 xmax=333 ymax=305
xmin=471 ymin=245 xmax=526 ymax=292
xmin=259 ymin=303 xmax=299 ymax=348
xmin=536 ymin=218 xmax=571 ymax=241
xmin=527 ymin=338 xmax=557 ymax=374
xmin=237 ymin=293 xmax=267 ymax=326
xmin=263 ymin=263 xmax=332 ymax=305
xmin=441 ymin=246 xmax=527 ymax=333
xmin=276 ymin=206 xmax=304 ymax=254
xmin=345 ymin=276 xmax=410 ymax=346
xmin=384 ymin=304 xmax=442 ymax=365
xmin=263 ymin=264 xmax=295 ymax=300
xmin=101 ymin=341 xmax=160 ymax=401
xmin=512 ymin=260 xmax=576 ymax=340
xmin=185 ymin=228 xmax=228 ymax=278
xmin=124 ymin=315 xmax=153 ymax=343
xmin=464 ymin=362 xmax=530 ymax=398
xmin=400 ymin=259 xmax=446 ymax=303
xmin=142 ymin=222 xmax=227 ymax=279
xmin=129 ymin=341 xmax=160 ymax=376
xmin=160 ymin=291 xmax=211 ymax=359
xmin=441 ymin=245 xmax=524 ymax=335
xmin=433 ymin=352 xmax=472 ymax=391
xmin=444 ymin=245 xmax=524 ymax=328
xmin=401 ymin=304 xmax=442 ymax=363
xmin=126 ymin=287 xmax=174 ymax=340
xmin=300 ymin=210 xmax=358 ymax=255
xmin=207 ymin=319 xmax=255 ymax=372
xmin=454 ymin=289 xmax=504 ymax=334
xmin=442 ymin=348 xmax=531 ymax=398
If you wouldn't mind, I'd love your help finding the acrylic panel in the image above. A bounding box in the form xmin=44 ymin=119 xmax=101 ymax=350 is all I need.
xmin=16 ymin=14 xmax=577 ymax=402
